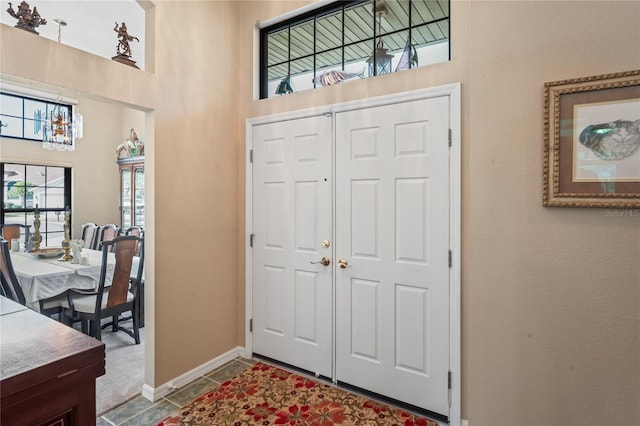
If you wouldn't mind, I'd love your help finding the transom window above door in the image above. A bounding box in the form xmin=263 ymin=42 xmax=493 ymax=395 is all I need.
xmin=260 ymin=0 xmax=450 ymax=99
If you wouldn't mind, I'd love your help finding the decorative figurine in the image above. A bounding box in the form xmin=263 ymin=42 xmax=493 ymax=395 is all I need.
xmin=6 ymin=1 xmax=47 ymax=34
xmin=116 ymin=128 xmax=144 ymax=158
xmin=33 ymin=204 xmax=42 ymax=250
xmin=70 ymin=239 xmax=82 ymax=264
xmin=61 ymin=207 xmax=73 ymax=261
xmin=395 ymin=38 xmax=418 ymax=72
xmin=112 ymin=21 xmax=140 ymax=68
xmin=312 ymin=68 xmax=365 ymax=87
xmin=275 ymin=75 xmax=294 ymax=96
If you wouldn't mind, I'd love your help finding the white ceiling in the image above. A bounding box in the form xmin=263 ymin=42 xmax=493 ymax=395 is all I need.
xmin=1 ymin=0 xmax=146 ymax=70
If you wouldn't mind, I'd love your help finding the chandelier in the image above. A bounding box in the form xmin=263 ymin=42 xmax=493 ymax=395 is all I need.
xmin=42 ymin=98 xmax=83 ymax=151
xmin=39 ymin=24 xmax=83 ymax=151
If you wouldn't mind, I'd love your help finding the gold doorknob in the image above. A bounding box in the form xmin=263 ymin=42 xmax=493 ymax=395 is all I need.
xmin=338 ymin=259 xmax=349 ymax=269
xmin=310 ymin=257 xmax=330 ymax=266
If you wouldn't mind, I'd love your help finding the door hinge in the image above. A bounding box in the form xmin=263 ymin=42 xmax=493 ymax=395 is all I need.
xmin=448 ymin=129 xmax=452 ymax=147
xmin=249 ymin=318 xmax=253 ymax=332
xmin=250 ymin=233 xmax=255 ymax=247
xmin=448 ymin=370 xmax=452 ymax=407
xmin=249 ymin=149 xmax=253 ymax=163
xmin=448 ymin=250 xmax=452 ymax=268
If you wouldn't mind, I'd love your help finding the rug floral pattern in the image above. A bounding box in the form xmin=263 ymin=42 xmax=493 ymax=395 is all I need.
xmin=155 ymin=362 xmax=438 ymax=426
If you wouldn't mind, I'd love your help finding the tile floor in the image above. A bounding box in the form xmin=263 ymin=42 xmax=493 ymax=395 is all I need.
xmin=97 ymin=356 xmax=442 ymax=426
xmin=97 ymin=357 xmax=257 ymax=426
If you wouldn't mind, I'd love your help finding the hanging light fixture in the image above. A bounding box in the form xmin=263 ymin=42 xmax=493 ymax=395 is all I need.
xmin=367 ymin=2 xmax=394 ymax=77
xmin=41 ymin=96 xmax=83 ymax=151
xmin=39 ymin=21 xmax=82 ymax=151
xmin=54 ymin=18 xmax=67 ymax=43
xmin=43 ymin=101 xmax=72 ymax=151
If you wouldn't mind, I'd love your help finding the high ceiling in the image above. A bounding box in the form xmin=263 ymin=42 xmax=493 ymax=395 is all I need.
xmin=1 ymin=0 xmax=145 ymax=70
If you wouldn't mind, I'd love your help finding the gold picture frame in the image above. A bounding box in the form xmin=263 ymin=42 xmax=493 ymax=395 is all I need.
xmin=543 ymin=70 xmax=640 ymax=208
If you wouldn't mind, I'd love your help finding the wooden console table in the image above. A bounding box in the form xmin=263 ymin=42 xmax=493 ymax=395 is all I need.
xmin=0 ymin=296 xmax=105 ymax=426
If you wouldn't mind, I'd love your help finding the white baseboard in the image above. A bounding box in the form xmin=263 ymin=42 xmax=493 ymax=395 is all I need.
xmin=142 ymin=346 xmax=246 ymax=402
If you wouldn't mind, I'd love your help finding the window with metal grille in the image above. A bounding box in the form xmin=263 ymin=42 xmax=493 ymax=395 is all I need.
xmin=260 ymin=0 xmax=450 ymax=99
xmin=1 ymin=163 xmax=72 ymax=247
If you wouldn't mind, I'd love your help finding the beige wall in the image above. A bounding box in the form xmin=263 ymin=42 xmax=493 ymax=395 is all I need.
xmin=463 ymin=3 xmax=638 ymax=424
xmin=151 ymin=0 xmax=240 ymax=384
xmin=1 ymin=1 xmax=639 ymax=425
xmin=237 ymin=1 xmax=640 ymax=425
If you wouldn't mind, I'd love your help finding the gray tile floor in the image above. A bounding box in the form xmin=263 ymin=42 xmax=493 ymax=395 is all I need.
xmin=97 ymin=356 xmax=442 ymax=426
xmin=97 ymin=357 xmax=256 ymax=426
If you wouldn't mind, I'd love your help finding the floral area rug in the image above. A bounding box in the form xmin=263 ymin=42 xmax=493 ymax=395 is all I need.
xmin=155 ymin=361 xmax=438 ymax=426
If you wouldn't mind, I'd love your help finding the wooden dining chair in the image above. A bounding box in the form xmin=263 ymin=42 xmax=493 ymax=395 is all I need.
xmin=93 ymin=224 xmax=119 ymax=251
xmin=0 ymin=239 xmax=66 ymax=318
xmin=61 ymin=235 xmax=144 ymax=344
xmin=0 ymin=224 xmax=31 ymax=251
xmin=0 ymin=239 xmax=27 ymax=305
xmin=102 ymin=231 xmax=145 ymax=328
xmin=80 ymin=223 xmax=99 ymax=249
xmin=123 ymin=226 xmax=143 ymax=237
xmin=123 ymin=226 xmax=144 ymax=255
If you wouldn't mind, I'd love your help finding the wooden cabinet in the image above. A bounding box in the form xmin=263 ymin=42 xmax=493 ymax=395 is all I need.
xmin=118 ymin=156 xmax=145 ymax=229
xmin=0 ymin=296 xmax=105 ymax=426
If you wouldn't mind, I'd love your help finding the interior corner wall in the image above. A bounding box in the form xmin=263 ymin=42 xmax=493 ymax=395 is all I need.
xmin=237 ymin=1 xmax=640 ymax=425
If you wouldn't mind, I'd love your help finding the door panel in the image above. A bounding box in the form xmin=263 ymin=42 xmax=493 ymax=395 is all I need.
xmin=252 ymin=116 xmax=333 ymax=378
xmin=335 ymin=96 xmax=450 ymax=415
xmin=251 ymin=95 xmax=451 ymax=416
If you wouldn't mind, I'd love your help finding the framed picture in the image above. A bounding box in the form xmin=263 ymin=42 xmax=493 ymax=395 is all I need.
xmin=543 ymin=70 xmax=640 ymax=208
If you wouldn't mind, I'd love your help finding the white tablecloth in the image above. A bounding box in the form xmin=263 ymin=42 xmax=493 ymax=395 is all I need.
xmin=10 ymin=249 xmax=130 ymax=311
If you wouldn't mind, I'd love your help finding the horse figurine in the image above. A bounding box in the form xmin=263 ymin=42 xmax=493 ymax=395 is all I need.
xmin=116 ymin=128 xmax=144 ymax=158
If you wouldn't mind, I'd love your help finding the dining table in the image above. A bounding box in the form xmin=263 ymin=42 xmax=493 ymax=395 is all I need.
xmin=9 ymin=248 xmax=141 ymax=312
xmin=0 ymin=295 xmax=105 ymax=426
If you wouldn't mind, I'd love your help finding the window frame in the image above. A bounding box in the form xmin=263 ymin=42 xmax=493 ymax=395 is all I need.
xmin=1 ymin=162 xmax=72 ymax=247
xmin=0 ymin=91 xmax=74 ymax=146
xmin=259 ymin=0 xmax=451 ymax=99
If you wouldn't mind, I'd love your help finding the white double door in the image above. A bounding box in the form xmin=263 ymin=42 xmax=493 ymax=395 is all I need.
xmin=251 ymin=96 xmax=450 ymax=416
